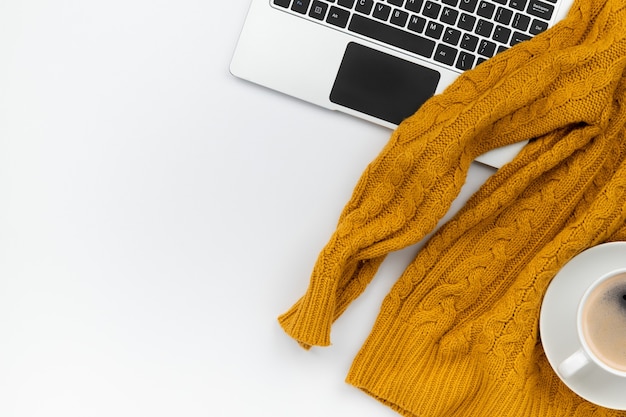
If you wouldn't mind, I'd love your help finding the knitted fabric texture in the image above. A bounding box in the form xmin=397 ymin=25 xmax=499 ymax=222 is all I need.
xmin=278 ymin=0 xmax=626 ymax=415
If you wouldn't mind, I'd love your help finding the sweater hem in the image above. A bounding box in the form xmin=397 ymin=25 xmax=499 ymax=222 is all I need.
xmin=344 ymin=311 xmax=552 ymax=417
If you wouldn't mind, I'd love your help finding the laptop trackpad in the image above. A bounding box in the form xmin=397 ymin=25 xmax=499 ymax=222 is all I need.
xmin=330 ymin=42 xmax=441 ymax=125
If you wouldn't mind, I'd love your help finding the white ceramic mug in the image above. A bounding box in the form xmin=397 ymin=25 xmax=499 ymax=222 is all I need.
xmin=557 ymin=269 xmax=626 ymax=379
xmin=540 ymin=242 xmax=626 ymax=410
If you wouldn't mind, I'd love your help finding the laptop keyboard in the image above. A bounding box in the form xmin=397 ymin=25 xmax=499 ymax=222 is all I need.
xmin=271 ymin=0 xmax=557 ymax=71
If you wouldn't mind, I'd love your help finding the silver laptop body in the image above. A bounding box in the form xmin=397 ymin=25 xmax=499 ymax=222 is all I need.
xmin=231 ymin=0 xmax=574 ymax=168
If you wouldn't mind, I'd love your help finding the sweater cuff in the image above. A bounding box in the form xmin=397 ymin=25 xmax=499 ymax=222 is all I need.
xmin=278 ymin=275 xmax=337 ymax=348
xmin=278 ymin=256 xmax=386 ymax=348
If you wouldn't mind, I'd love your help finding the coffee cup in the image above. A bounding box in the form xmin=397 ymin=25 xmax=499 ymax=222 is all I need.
xmin=540 ymin=242 xmax=626 ymax=410
xmin=558 ymin=270 xmax=626 ymax=378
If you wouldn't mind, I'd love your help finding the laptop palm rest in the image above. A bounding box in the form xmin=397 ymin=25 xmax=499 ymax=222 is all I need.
xmin=330 ymin=42 xmax=441 ymax=125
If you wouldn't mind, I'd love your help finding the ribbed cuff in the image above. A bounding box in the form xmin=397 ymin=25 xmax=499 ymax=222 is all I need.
xmin=278 ymin=276 xmax=337 ymax=348
xmin=278 ymin=254 xmax=386 ymax=349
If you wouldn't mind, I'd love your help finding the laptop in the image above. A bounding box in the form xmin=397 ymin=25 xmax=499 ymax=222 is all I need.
xmin=230 ymin=0 xmax=574 ymax=168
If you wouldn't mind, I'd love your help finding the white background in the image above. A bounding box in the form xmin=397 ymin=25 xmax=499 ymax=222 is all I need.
xmin=0 ymin=1 xmax=495 ymax=416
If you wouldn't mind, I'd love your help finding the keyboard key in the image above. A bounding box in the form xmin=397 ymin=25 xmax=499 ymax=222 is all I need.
xmin=456 ymin=51 xmax=475 ymax=69
xmin=494 ymin=6 xmax=513 ymax=24
xmin=497 ymin=45 xmax=509 ymax=53
xmin=405 ymin=0 xmax=424 ymax=12
xmin=434 ymin=44 xmax=458 ymax=65
xmin=338 ymin=0 xmax=356 ymax=7
xmin=478 ymin=39 xmax=497 ymax=57
xmin=292 ymin=0 xmax=311 ymax=13
xmin=475 ymin=19 xmax=494 ymax=37
xmin=493 ymin=25 xmax=512 ymax=43
xmin=390 ymin=9 xmax=410 ymax=26
xmin=327 ymin=6 xmax=351 ymax=27
xmin=477 ymin=57 xmax=487 ymax=66
xmin=348 ymin=14 xmax=436 ymax=57
xmin=458 ymin=13 xmax=476 ymax=30
xmin=309 ymin=1 xmax=329 ymax=19
xmin=443 ymin=27 xmax=462 ymax=45
xmin=423 ymin=1 xmax=441 ymax=18
xmin=355 ymin=0 xmax=374 ymax=14
xmin=512 ymin=12 xmax=530 ymax=30
xmin=527 ymin=0 xmax=554 ymax=19
xmin=460 ymin=33 xmax=479 ymax=51
xmin=492 ymin=0 xmax=507 ymax=3
xmin=387 ymin=0 xmax=404 ymax=6
xmin=425 ymin=21 xmax=444 ymax=39
xmin=509 ymin=0 xmax=527 ymax=10
xmin=459 ymin=0 xmax=479 ymax=12
xmin=408 ymin=14 xmax=427 ymax=32
xmin=477 ymin=1 xmax=496 ymax=18
xmin=510 ymin=31 xmax=531 ymax=45
xmin=373 ymin=2 xmax=392 ymax=19
xmin=443 ymin=0 xmax=459 ymax=5
xmin=529 ymin=18 xmax=548 ymax=34
xmin=440 ymin=7 xmax=459 ymax=24
xmin=273 ymin=0 xmax=291 ymax=7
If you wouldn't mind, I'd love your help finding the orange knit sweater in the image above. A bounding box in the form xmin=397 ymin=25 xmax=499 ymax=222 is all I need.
xmin=279 ymin=0 xmax=626 ymax=415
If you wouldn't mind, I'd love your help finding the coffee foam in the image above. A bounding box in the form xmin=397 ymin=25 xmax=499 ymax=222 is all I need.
xmin=581 ymin=272 xmax=626 ymax=372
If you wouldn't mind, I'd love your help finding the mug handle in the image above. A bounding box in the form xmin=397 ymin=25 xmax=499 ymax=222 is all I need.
xmin=558 ymin=349 xmax=591 ymax=379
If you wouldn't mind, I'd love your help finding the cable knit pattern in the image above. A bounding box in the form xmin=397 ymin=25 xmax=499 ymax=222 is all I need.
xmin=279 ymin=0 xmax=626 ymax=415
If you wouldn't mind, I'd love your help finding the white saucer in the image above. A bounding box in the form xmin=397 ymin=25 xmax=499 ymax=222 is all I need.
xmin=540 ymin=241 xmax=626 ymax=410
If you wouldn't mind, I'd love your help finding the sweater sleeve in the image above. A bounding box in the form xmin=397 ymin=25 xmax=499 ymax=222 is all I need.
xmin=278 ymin=130 xmax=475 ymax=347
xmin=278 ymin=0 xmax=617 ymax=348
